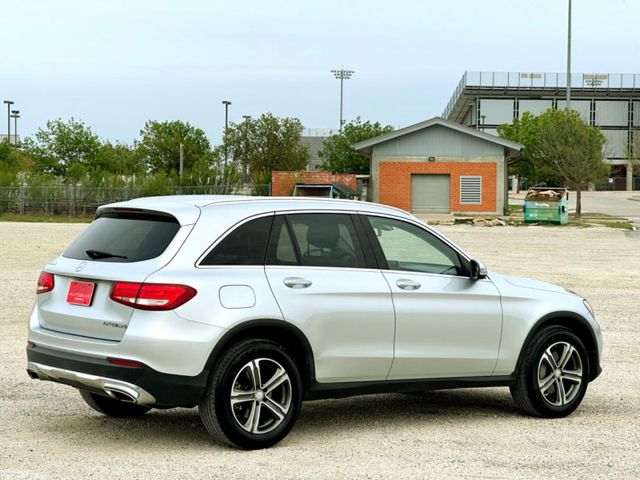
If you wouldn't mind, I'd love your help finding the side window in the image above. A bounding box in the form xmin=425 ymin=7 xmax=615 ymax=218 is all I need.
xmin=286 ymin=213 xmax=366 ymax=268
xmin=266 ymin=216 xmax=299 ymax=266
xmin=366 ymin=216 xmax=463 ymax=275
xmin=200 ymin=215 xmax=273 ymax=266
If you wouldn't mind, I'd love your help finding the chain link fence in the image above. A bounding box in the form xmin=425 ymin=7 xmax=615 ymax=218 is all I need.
xmin=0 ymin=185 xmax=270 ymax=217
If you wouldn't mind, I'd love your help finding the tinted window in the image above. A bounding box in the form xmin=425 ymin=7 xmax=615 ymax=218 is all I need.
xmin=201 ymin=215 xmax=273 ymax=266
xmin=367 ymin=216 xmax=462 ymax=275
xmin=286 ymin=214 xmax=365 ymax=268
xmin=63 ymin=213 xmax=180 ymax=263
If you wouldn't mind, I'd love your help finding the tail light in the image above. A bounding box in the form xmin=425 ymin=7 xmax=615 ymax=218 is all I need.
xmin=110 ymin=282 xmax=196 ymax=310
xmin=37 ymin=272 xmax=55 ymax=294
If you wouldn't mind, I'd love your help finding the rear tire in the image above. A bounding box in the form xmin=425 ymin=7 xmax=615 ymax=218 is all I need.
xmin=511 ymin=326 xmax=589 ymax=418
xmin=79 ymin=390 xmax=151 ymax=417
xmin=199 ymin=339 xmax=302 ymax=450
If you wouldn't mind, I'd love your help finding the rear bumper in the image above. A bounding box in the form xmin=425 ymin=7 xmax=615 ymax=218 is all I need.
xmin=26 ymin=345 xmax=209 ymax=408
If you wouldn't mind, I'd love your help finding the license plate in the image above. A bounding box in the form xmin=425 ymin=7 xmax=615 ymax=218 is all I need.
xmin=67 ymin=281 xmax=95 ymax=306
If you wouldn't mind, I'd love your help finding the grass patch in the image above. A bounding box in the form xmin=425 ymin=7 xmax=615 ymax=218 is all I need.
xmin=0 ymin=214 xmax=93 ymax=223
xmin=508 ymin=203 xmax=524 ymax=215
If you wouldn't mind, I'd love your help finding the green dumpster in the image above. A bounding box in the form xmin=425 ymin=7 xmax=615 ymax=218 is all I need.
xmin=523 ymin=188 xmax=569 ymax=224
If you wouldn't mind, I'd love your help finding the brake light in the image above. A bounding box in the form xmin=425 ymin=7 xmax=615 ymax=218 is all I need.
xmin=110 ymin=282 xmax=196 ymax=310
xmin=37 ymin=272 xmax=55 ymax=294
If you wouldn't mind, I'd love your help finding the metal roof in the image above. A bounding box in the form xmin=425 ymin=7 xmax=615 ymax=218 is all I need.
xmin=351 ymin=116 xmax=522 ymax=155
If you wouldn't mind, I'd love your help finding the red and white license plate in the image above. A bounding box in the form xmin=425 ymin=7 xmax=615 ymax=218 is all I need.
xmin=67 ymin=281 xmax=95 ymax=306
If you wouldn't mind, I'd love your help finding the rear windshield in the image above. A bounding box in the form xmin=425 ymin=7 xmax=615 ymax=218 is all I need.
xmin=63 ymin=212 xmax=180 ymax=263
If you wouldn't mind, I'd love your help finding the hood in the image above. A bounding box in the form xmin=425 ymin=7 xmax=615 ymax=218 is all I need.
xmin=490 ymin=272 xmax=569 ymax=295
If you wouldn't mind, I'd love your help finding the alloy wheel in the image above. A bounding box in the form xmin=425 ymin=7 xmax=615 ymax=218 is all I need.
xmin=537 ymin=341 xmax=583 ymax=407
xmin=230 ymin=358 xmax=292 ymax=434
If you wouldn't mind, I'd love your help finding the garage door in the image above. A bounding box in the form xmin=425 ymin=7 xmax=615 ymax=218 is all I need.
xmin=410 ymin=174 xmax=450 ymax=213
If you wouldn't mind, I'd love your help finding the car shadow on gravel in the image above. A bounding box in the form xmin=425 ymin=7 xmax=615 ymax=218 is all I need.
xmin=295 ymin=388 xmax=521 ymax=434
xmin=36 ymin=388 xmax=520 ymax=450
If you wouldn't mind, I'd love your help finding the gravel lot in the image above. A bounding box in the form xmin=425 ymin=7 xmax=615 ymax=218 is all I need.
xmin=1 ymin=222 xmax=639 ymax=479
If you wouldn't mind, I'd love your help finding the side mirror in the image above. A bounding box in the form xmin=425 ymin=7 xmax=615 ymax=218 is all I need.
xmin=470 ymin=259 xmax=488 ymax=280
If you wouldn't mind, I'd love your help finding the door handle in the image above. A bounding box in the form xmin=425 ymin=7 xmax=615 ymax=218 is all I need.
xmin=283 ymin=277 xmax=312 ymax=289
xmin=396 ymin=279 xmax=421 ymax=290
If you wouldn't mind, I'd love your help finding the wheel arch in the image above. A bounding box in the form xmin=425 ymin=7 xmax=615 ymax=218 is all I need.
xmin=203 ymin=319 xmax=316 ymax=398
xmin=515 ymin=311 xmax=601 ymax=381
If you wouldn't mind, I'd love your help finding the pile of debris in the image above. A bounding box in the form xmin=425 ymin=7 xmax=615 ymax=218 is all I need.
xmin=454 ymin=217 xmax=508 ymax=227
xmin=524 ymin=189 xmax=566 ymax=201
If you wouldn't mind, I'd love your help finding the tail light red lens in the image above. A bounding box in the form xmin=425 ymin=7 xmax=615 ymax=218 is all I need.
xmin=110 ymin=282 xmax=196 ymax=311
xmin=37 ymin=272 xmax=55 ymax=294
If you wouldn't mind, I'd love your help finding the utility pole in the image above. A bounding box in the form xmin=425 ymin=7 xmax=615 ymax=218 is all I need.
xmin=10 ymin=110 xmax=20 ymax=146
xmin=566 ymin=0 xmax=572 ymax=110
xmin=331 ymin=68 xmax=355 ymax=131
xmin=3 ymin=100 xmax=14 ymax=144
xmin=222 ymin=100 xmax=231 ymax=165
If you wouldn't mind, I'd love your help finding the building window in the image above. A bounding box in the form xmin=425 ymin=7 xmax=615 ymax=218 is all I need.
xmin=460 ymin=176 xmax=482 ymax=205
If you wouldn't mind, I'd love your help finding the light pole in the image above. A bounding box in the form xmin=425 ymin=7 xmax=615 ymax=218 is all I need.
xmin=566 ymin=0 xmax=572 ymax=110
xmin=331 ymin=68 xmax=355 ymax=131
xmin=10 ymin=110 xmax=20 ymax=146
xmin=3 ymin=100 xmax=13 ymax=144
xmin=241 ymin=115 xmax=251 ymax=182
xmin=222 ymin=100 xmax=231 ymax=165
xmin=480 ymin=115 xmax=487 ymax=132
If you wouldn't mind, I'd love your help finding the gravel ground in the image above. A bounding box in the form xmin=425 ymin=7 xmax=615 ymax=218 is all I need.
xmin=1 ymin=222 xmax=639 ymax=479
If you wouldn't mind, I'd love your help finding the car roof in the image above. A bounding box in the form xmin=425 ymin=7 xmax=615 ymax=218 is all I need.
xmin=98 ymin=195 xmax=413 ymax=225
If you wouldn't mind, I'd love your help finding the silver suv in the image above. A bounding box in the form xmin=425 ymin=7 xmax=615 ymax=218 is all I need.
xmin=27 ymin=196 xmax=602 ymax=449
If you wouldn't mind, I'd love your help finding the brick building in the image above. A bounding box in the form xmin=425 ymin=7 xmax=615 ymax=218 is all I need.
xmin=353 ymin=117 xmax=522 ymax=215
xmin=271 ymin=171 xmax=357 ymax=197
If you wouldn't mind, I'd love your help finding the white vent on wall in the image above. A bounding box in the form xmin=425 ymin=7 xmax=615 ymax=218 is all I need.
xmin=460 ymin=176 xmax=482 ymax=204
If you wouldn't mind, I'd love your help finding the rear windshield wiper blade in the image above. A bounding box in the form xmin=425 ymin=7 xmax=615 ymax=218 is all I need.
xmin=85 ymin=249 xmax=128 ymax=260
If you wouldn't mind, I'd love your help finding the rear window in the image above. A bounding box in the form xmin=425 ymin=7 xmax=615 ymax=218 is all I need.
xmin=63 ymin=212 xmax=180 ymax=263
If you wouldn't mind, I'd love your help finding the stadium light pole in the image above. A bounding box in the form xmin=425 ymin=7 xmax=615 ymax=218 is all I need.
xmin=331 ymin=68 xmax=355 ymax=131
xmin=222 ymin=100 xmax=231 ymax=165
xmin=3 ymin=100 xmax=13 ymax=144
xmin=566 ymin=0 xmax=572 ymax=110
xmin=11 ymin=110 xmax=20 ymax=146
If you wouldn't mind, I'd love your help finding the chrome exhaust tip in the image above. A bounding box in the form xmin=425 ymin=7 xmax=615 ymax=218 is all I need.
xmin=103 ymin=384 xmax=138 ymax=403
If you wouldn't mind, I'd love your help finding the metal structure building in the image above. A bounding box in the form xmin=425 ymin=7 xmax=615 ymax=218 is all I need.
xmin=443 ymin=71 xmax=640 ymax=191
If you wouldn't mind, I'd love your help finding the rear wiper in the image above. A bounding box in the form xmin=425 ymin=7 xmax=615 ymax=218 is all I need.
xmin=85 ymin=249 xmax=128 ymax=260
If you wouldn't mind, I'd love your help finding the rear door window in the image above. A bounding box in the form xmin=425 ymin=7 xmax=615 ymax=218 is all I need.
xmin=63 ymin=212 xmax=181 ymax=263
xmin=284 ymin=213 xmax=366 ymax=268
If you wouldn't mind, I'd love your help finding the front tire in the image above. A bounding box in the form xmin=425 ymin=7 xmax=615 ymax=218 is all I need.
xmin=199 ymin=339 xmax=302 ymax=450
xmin=511 ymin=326 xmax=589 ymax=418
xmin=79 ymin=390 xmax=151 ymax=417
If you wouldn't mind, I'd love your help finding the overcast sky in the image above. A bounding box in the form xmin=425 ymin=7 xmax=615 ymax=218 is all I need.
xmin=2 ymin=0 xmax=639 ymax=145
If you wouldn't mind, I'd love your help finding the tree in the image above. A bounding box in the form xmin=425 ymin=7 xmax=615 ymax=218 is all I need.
xmin=21 ymin=118 xmax=101 ymax=177
xmin=96 ymin=142 xmax=145 ymax=176
xmin=497 ymin=112 xmax=563 ymax=187
xmin=222 ymin=113 xmax=309 ymax=183
xmin=135 ymin=120 xmax=211 ymax=174
xmin=535 ymin=109 xmax=608 ymax=217
xmin=318 ymin=117 xmax=394 ymax=174
xmin=626 ymin=132 xmax=640 ymax=177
